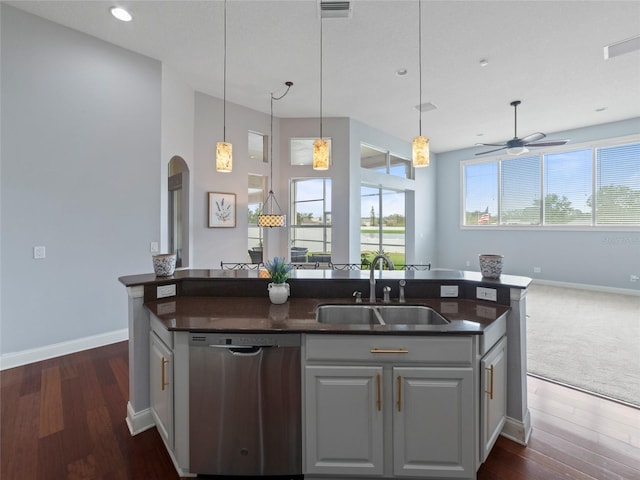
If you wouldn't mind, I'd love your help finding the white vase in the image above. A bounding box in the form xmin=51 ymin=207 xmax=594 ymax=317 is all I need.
xmin=268 ymin=282 xmax=290 ymax=304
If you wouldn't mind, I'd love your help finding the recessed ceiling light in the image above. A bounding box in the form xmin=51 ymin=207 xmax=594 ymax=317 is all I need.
xmin=476 ymin=133 xmax=484 ymax=137
xmin=479 ymin=59 xmax=489 ymax=67
xmin=595 ymin=107 xmax=608 ymax=112
xmin=395 ymin=68 xmax=408 ymax=76
xmin=110 ymin=7 xmax=132 ymax=22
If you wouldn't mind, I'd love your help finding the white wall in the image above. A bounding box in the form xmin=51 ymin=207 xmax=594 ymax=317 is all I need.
xmin=435 ymin=118 xmax=640 ymax=291
xmin=0 ymin=5 xmax=162 ymax=357
xmin=161 ymin=65 xmax=195 ymax=265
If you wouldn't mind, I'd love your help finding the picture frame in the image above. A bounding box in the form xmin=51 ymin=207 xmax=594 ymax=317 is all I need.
xmin=208 ymin=192 xmax=236 ymax=228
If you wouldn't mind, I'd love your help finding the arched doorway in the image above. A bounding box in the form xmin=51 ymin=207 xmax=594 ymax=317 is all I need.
xmin=168 ymin=156 xmax=189 ymax=267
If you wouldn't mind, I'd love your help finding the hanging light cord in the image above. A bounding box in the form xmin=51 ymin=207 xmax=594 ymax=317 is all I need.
xmin=223 ymin=0 xmax=227 ymax=142
xmin=266 ymin=82 xmax=293 ymax=211
xmin=319 ymin=15 xmax=323 ymax=140
xmin=418 ymin=0 xmax=422 ymax=137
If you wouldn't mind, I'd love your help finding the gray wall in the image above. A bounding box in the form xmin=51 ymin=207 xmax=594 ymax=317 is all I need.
xmin=1 ymin=5 xmax=161 ymax=354
xmin=435 ymin=118 xmax=640 ymax=291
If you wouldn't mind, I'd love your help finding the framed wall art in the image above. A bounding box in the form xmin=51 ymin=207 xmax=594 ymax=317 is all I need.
xmin=208 ymin=192 xmax=236 ymax=228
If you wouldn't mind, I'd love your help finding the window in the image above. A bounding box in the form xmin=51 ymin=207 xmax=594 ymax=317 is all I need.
xmin=290 ymin=138 xmax=332 ymax=166
xmin=248 ymin=131 xmax=267 ymax=163
xmin=361 ymin=185 xmax=405 ymax=266
xmin=290 ymin=178 xmax=331 ymax=255
xmin=248 ymin=174 xmax=265 ymax=249
xmin=462 ymin=139 xmax=640 ymax=228
xmin=361 ymin=143 xmax=412 ymax=179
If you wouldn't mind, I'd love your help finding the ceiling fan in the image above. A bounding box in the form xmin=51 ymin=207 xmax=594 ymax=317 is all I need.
xmin=475 ymin=100 xmax=569 ymax=156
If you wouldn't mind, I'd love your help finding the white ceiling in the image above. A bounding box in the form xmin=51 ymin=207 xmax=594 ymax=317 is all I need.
xmin=7 ymin=0 xmax=640 ymax=153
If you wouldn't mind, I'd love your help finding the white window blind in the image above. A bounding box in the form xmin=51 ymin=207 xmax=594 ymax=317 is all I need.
xmin=501 ymin=156 xmax=541 ymax=225
xmin=544 ymin=149 xmax=592 ymax=225
xmin=595 ymin=143 xmax=640 ymax=225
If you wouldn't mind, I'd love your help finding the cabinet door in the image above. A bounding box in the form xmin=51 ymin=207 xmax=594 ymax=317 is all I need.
xmin=393 ymin=367 xmax=474 ymax=478
xmin=304 ymin=365 xmax=384 ymax=476
xmin=150 ymin=332 xmax=174 ymax=450
xmin=480 ymin=336 xmax=507 ymax=462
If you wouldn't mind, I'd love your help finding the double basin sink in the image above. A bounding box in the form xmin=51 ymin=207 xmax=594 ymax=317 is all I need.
xmin=316 ymin=304 xmax=449 ymax=326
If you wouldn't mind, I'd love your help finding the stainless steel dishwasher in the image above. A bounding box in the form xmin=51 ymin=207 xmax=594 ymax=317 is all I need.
xmin=189 ymin=332 xmax=302 ymax=477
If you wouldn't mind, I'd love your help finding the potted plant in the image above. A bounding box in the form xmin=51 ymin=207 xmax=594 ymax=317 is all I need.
xmin=264 ymin=256 xmax=292 ymax=304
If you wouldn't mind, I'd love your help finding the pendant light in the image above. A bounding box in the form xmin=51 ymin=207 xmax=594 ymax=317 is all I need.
xmin=313 ymin=14 xmax=329 ymax=170
xmin=258 ymin=82 xmax=294 ymax=228
xmin=412 ymin=0 xmax=430 ymax=168
xmin=216 ymin=0 xmax=232 ymax=172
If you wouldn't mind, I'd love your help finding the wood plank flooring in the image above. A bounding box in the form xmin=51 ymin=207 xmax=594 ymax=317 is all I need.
xmin=2 ymin=341 xmax=639 ymax=479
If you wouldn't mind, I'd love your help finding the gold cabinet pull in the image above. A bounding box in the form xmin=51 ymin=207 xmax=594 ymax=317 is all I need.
xmin=161 ymin=357 xmax=170 ymax=391
xmin=376 ymin=373 xmax=382 ymax=411
xmin=370 ymin=348 xmax=409 ymax=354
xmin=397 ymin=375 xmax=402 ymax=412
xmin=485 ymin=365 xmax=494 ymax=400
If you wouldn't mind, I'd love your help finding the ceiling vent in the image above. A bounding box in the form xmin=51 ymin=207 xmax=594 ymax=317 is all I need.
xmin=319 ymin=1 xmax=352 ymax=19
xmin=415 ymin=102 xmax=438 ymax=113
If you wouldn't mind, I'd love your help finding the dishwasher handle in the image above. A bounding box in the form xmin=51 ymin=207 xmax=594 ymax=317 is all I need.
xmin=207 ymin=344 xmax=270 ymax=355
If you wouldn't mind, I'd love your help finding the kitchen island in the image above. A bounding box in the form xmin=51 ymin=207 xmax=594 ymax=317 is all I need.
xmin=119 ymin=268 xmax=531 ymax=479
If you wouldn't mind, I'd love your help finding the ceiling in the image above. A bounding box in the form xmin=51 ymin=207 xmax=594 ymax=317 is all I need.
xmin=7 ymin=0 xmax=640 ymax=153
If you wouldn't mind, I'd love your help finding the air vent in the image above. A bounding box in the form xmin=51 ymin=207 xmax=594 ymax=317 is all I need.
xmin=319 ymin=1 xmax=352 ymax=19
xmin=414 ymin=102 xmax=438 ymax=113
xmin=604 ymin=34 xmax=640 ymax=59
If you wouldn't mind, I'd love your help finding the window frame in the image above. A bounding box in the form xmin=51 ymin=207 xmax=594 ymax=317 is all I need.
xmin=460 ymin=134 xmax=640 ymax=231
xmin=290 ymin=177 xmax=332 ymax=255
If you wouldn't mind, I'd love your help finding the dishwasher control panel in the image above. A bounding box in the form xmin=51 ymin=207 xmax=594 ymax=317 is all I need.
xmin=189 ymin=333 xmax=300 ymax=347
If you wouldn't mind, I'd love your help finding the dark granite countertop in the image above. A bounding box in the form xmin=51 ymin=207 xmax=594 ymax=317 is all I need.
xmin=119 ymin=268 xmax=532 ymax=290
xmin=145 ymin=296 xmax=510 ymax=336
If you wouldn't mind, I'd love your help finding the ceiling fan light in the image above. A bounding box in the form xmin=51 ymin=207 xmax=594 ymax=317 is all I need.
xmin=507 ymin=146 xmax=529 ymax=156
xmin=412 ymin=135 xmax=430 ymax=167
xmin=216 ymin=141 xmax=232 ymax=172
xmin=313 ymin=138 xmax=330 ymax=170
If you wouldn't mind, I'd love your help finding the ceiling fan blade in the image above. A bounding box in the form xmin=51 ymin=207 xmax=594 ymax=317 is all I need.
xmin=520 ymin=132 xmax=546 ymax=144
xmin=475 ymin=146 xmax=507 ymax=156
xmin=526 ymin=139 xmax=570 ymax=147
xmin=475 ymin=142 xmax=507 ymax=147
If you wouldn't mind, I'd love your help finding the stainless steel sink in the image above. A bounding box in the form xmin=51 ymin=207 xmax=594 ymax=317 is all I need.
xmin=315 ymin=304 xmax=449 ymax=326
xmin=315 ymin=305 xmax=382 ymax=325
xmin=377 ymin=305 xmax=449 ymax=325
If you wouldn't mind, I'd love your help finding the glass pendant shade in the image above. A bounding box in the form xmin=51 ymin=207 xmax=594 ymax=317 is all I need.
xmin=258 ymin=214 xmax=286 ymax=228
xmin=313 ymin=138 xmax=329 ymax=170
xmin=412 ymin=135 xmax=430 ymax=167
xmin=216 ymin=141 xmax=232 ymax=172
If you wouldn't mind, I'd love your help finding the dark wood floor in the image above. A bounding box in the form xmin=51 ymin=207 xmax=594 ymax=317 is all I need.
xmin=2 ymin=341 xmax=639 ymax=479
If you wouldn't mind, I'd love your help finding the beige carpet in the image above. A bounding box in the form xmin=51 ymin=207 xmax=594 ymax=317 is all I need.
xmin=526 ymin=283 xmax=640 ymax=407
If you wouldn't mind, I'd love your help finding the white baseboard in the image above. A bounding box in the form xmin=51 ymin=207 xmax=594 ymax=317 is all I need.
xmin=532 ymin=278 xmax=640 ymax=296
xmin=126 ymin=402 xmax=155 ymax=436
xmin=0 ymin=328 xmax=129 ymax=370
xmin=501 ymin=411 xmax=532 ymax=446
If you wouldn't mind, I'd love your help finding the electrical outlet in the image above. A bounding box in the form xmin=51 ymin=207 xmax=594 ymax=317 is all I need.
xmin=33 ymin=246 xmax=46 ymax=259
xmin=150 ymin=242 xmax=159 ymax=253
xmin=440 ymin=285 xmax=459 ymax=297
xmin=476 ymin=286 xmax=497 ymax=302
xmin=465 ymin=260 xmax=471 ymax=267
xmin=631 ymin=275 xmax=639 ymax=282
xmin=533 ymin=266 xmax=541 ymax=273
xmin=157 ymin=284 xmax=176 ymax=299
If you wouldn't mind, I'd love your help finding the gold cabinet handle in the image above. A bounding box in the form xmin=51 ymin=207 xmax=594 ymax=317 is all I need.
xmin=376 ymin=373 xmax=382 ymax=411
xmin=397 ymin=375 xmax=402 ymax=412
xmin=161 ymin=357 xmax=170 ymax=391
xmin=485 ymin=365 xmax=494 ymax=400
xmin=370 ymin=348 xmax=409 ymax=354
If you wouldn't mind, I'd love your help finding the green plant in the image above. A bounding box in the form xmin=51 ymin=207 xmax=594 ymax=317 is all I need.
xmin=264 ymin=256 xmax=292 ymax=284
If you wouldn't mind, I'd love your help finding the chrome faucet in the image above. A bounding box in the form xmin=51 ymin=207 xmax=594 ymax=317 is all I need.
xmin=399 ymin=280 xmax=406 ymax=303
xmin=369 ymin=254 xmax=395 ymax=302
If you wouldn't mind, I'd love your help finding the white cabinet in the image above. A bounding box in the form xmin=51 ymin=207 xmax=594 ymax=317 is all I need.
xmin=303 ymin=335 xmax=475 ymax=479
xmin=393 ymin=367 xmax=474 ymax=477
xmin=305 ymin=365 xmax=384 ymax=476
xmin=150 ymin=324 xmax=174 ymax=450
xmin=480 ymin=336 xmax=507 ymax=462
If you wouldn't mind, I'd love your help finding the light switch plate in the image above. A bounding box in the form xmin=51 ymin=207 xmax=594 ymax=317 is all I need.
xmin=157 ymin=284 xmax=176 ymax=299
xmin=476 ymin=286 xmax=497 ymax=302
xmin=33 ymin=246 xmax=46 ymax=259
xmin=440 ymin=285 xmax=459 ymax=297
